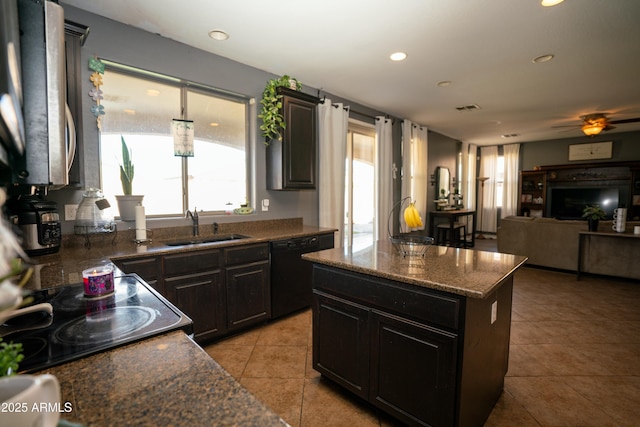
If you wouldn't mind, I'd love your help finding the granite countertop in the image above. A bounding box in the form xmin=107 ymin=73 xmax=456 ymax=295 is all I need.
xmin=36 ymin=331 xmax=287 ymax=427
xmin=24 ymin=218 xmax=336 ymax=289
xmin=302 ymin=240 xmax=527 ymax=299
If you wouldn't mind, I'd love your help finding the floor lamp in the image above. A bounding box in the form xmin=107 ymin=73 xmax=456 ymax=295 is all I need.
xmin=476 ymin=177 xmax=489 ymax=239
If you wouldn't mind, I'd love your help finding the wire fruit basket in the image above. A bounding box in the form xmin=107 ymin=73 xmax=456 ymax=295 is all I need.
xmin=388 ymin=197 xmax=434 ymax=257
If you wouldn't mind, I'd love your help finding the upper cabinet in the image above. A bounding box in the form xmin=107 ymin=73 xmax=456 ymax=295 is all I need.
xmin=266 ymin=87 xmax=319 ymax=190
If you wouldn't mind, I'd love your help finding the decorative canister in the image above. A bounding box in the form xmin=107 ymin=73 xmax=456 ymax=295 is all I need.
xmin=82 ymin=264 xmax=115 ymax=297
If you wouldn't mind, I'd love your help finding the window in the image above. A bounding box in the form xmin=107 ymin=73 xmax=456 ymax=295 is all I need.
xmin=99 ymin=64 xmax=249 ymax=217
xmin=344 ymin=121 xmax=375 ymax=250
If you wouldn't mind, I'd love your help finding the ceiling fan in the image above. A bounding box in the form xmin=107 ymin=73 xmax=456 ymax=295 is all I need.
xmin=555 ymin=113 xmax=640 ymax=136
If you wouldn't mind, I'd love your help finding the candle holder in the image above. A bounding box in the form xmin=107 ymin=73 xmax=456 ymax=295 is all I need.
xmin=82 ymin=264 xmax=115 ymax=297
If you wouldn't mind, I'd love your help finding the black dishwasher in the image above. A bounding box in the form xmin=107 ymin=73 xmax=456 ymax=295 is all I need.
xmin=270 ymin=234 xmax=334 ymax=319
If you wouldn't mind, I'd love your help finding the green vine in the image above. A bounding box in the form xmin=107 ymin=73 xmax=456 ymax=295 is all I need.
xmin=258 ymin=75 xmax=301 ymax=145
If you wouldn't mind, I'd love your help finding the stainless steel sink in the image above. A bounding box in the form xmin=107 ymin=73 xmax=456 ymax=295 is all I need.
xmin=164 ymin=234 xmax=250 ymax=246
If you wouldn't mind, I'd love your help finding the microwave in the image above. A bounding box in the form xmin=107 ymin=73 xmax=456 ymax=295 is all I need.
xmin=13 ymin=0 xmax=75 ymax=189
xmin=0 ymin=0 xmax=25 ymax=174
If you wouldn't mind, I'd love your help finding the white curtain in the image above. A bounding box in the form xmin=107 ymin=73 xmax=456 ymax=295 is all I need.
xmin=412 ymin=125 xmax=428 ymax=230
xmin=479 ymin=146 xmax=499 ymax=233
xmin=461 ymin=143 xmax=477 ymax=210
xmin=400 ymin=121 xmax=428 ymax=232
xmin=502 ymin=144 xmax=520 ymax=218
xmin=401 ymin=121 xmax=413 ymax=217
xmin=460 ymin=142 xmax=477 ymax=235
xmin=375 ymin=117 xmax=393 ymax=241
xmin=318 ymin=99 xmax=349 ymax=247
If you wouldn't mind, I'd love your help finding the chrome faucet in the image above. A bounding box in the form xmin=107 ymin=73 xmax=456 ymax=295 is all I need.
xmin=186 ymin=208 xmax=199 ymax=236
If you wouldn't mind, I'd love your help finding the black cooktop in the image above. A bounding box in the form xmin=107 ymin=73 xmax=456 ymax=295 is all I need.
xmin=1 ymin=274 xmax=193 ymax=373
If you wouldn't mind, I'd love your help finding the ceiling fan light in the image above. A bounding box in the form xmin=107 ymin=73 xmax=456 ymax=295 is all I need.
xmin=582 ymin=122 xmax=604 ymax=136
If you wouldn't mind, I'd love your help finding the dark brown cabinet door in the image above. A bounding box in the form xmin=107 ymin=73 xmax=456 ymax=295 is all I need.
xmin=226 ymin=260 xmax=270 ymax=330
xmin=165 ymin=270 xmax=225 ymax=342
xmin=163 ymin=249 xmax=224 ymax=342
xmin=114 ymin=256 xmax=162 ymax=293
xmin=267 ymin=87 xmax=319 ymax=190
xmin=370 ymin=311 xmax=457 ymax=427
xmin=312 ymin=291 xmax=370 ymax=400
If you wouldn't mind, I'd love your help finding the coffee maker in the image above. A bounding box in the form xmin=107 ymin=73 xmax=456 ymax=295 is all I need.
xmin=9 ymin=195 xmax=61 ymax=256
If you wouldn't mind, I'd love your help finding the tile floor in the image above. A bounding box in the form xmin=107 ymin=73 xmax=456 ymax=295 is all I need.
xmin=205 ymin=240 xmax=640 ymax=426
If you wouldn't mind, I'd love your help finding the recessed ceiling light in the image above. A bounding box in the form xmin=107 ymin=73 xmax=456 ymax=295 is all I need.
xmin=541 ymin=0 xmax=564 ymax=6
xmin=437 ymin=81 xmax=452 ymax=87
xmin=208 ymin=30 xmax=229 ymax=41
xmin=146 ymin=89 xmax=160 ymax=96
xmin=209 ymin=122 xmax=219 ymax=127
xmin=532 ymin=54 xmax=554 ymax=63
xmin=124 ymin=109 xmax=136 ymax=115
xmin=390 ymin=52 xmax=407 ymax=61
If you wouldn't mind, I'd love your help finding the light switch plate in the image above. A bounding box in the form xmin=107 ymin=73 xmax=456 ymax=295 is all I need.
xmin=65 ymin=204 xmax=78 ymax=221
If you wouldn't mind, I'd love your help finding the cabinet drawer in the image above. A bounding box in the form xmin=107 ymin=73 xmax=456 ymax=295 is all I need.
xmin=164 ymin=249 xmax=221 ymax=276
xmin=115 ymin=256 xmax=160 ymax=281
xmin=224 ymin=243 xmax=269 ymax=266
xmin=313 ymin=265 xmax=461 ymax=330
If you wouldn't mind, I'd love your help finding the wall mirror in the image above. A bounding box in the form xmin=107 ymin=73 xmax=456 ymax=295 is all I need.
xmin=436 ymin=166 xmax=450 ymax=199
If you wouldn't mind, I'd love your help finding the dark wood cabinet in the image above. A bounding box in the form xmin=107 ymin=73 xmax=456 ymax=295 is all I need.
xmin=115 ymin=256 xmax=162 ymax=292
xmin=117 ymin=242 xmax=271 ymax=342
xmin=266 ymin=87 xmax=319 ymax=190
xmin=370 ymin=311 xmax=457 ymax=427
xmin=163 ymin=249 xmax=225 ymax=342
xmin=224 ymin=243 xmax=270 ymax=331
xmin=311 ymin=264 xmax=512 ymax=427
xmin=312 ymin=291 xmax=370 ymax=399
xmin=518 ymin=170 xmax=546 ymax=217
xmin=226 ymin=261 xmax=270 ymax=330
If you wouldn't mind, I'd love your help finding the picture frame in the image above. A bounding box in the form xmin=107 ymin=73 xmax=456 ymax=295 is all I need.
xmin=568 ymin=141 xmax=612 ymax=161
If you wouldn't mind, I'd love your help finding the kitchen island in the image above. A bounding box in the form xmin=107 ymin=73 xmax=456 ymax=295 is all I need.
xmin=303 ymin=241 xmax=527 ymax=427
xmin=37 ymin=331 xmax=287 ymax=426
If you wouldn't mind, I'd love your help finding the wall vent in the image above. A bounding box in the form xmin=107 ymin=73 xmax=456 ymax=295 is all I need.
xmin=455 ymin=104 xmax=481 ymax=112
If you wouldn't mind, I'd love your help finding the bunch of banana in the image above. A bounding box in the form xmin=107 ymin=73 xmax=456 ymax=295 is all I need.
xmin=403 ymin=201 xmax=423 ymax=228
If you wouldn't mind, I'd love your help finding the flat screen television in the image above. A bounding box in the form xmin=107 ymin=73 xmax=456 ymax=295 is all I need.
xmin=548 ymin=187 xmax=620 ymax=220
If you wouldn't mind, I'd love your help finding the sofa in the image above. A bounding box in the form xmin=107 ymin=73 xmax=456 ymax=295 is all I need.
xmin=497 ymin=216 xmax=640 ymax=279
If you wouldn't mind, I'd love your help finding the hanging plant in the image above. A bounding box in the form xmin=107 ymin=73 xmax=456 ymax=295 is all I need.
xmin=258 ymin=75 xmax=302 ymax=145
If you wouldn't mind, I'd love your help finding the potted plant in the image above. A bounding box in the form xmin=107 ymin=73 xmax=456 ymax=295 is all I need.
xmin=115 ymin=136 xmax=144 ymax=221
xmin=582 ymin=205 xmax=605 ymax=231
xmin=258 ymin=75 xmax=301 ymax=145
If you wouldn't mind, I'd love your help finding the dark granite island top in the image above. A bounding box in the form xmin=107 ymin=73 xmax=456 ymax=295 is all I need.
xmin=36 ymin=331 xmax=287 ymax=427
xmin=304 ymin=241 xmax=527 ymax=427
xmin=302 ymin=240 xmax=527 ymax=298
